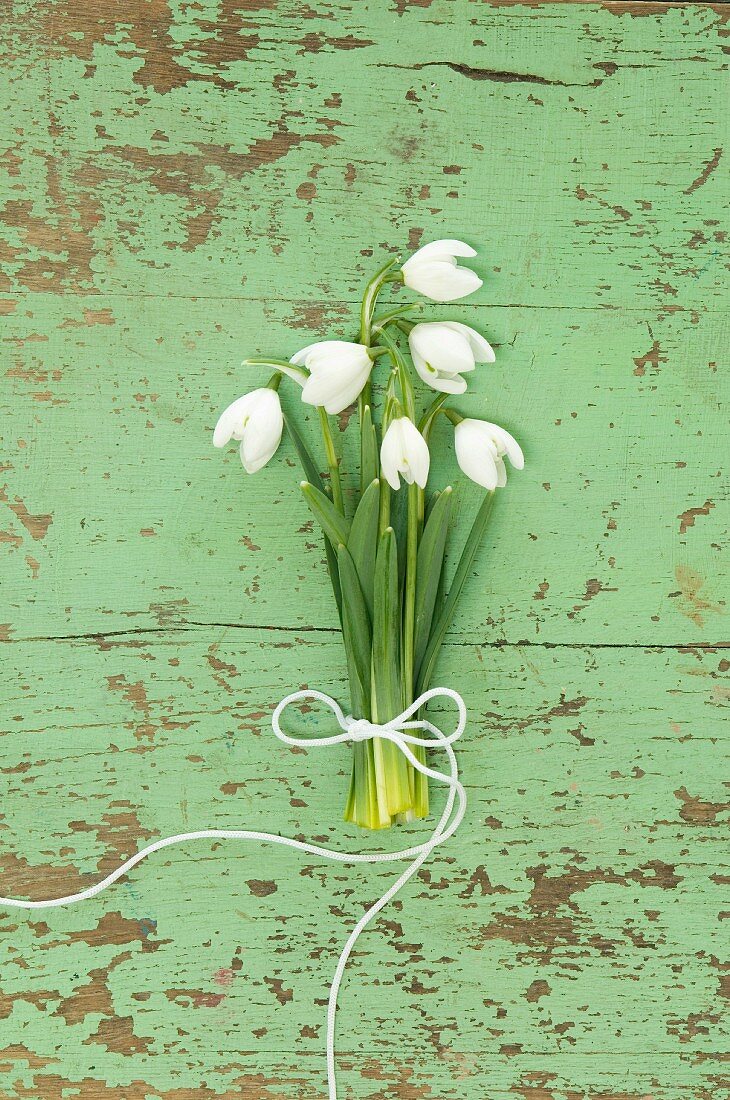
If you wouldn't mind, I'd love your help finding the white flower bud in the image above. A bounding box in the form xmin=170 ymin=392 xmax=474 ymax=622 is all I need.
xmin=401 ymin=239 xmax=482 ymax=303
xmin=293 ymin=341 xmax=373 ymax=415
xmin=454 ymin=419 xmax=524 ymax=490
xmin=380 ymin=417 xmax=430 ymax=491
xmin=409 ymin=321 xmax=494 ymax=394
xmin=213 ymin=388 xmax=283 ymax=474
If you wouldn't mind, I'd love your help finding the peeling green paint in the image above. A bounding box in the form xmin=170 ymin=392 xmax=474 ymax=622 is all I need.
xmin=0 ymin=1 xmax=727 ymax=1097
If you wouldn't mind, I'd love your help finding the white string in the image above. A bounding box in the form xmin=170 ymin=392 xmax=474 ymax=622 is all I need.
xmin=0 ymin=686 xmax=467 ymax=1100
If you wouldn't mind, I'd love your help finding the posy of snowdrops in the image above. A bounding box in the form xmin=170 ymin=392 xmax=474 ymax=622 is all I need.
xmin=214 ymin=240 xmax=523 ymax=830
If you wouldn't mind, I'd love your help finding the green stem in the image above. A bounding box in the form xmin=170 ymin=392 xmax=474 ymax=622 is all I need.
xmin=359 ymin=258 xmax=398 ymax=346
xmin=379 ymin=329 xmax=429 ymax=819
xmin=419 ymin=393 xmax=450 ymax=439
xmin=443 ymin=407 xmax=464 ymax=427
xmin=358 ymin=257 xmax=399 ymax=477
xmin=242 ymin=357 xmax=308 ymax=387
xmin=379 ymin=330 xmax=416 ymax=421
xmin=318 ymin=407 xmax=344 ymax=514
xmin=372 ymin=304 xmax=421 ymax=333
xmin=403 ymin=482 xmax=419 ymax=700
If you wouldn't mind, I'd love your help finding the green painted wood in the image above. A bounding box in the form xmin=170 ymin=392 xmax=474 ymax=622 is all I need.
xmin=1 ymin=634 xmax=728 ymax=1097
xmin=1 ymin=298 xmax=726 ymax=647
xmin=0 ymin=1 xmax=728 ymax=1098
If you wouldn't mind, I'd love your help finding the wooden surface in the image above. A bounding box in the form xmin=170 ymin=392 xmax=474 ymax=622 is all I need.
xmin=1 ymin=1 xmax=728 ymax=1097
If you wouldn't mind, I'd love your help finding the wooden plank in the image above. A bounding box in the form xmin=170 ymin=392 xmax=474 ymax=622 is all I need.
xmin=0 ymin=1 xmax=727 ymax=1097
xmin=1 ymin=296 xmax=726 ymax=644
xmin=0 ymin=3 xmax=726 ymax=312
xmin=0 ymin=633 xmax=727 ymax=1096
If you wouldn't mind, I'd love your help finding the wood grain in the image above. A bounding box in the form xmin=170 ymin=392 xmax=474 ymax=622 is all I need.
xmin=0 ymin=1 xmax=727 ymax=1097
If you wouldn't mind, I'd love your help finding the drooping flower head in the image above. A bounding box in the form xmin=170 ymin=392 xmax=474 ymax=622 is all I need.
xmin=401 ymin=240 xmax=482 ymax=303
xmin=380 ymin=417 xmax=430 ymax=490
xmin=293 ymin=341 xmax=373 ymax=415
xmin=454 ymin=419 xmax=524 ymax=490
xmin=409 ymin=321 xmax=495 ymax=394
xmin=213 ymin=388 xmax=283 ymax=474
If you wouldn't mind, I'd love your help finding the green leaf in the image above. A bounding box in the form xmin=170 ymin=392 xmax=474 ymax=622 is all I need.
xmin=389 ymin=483 xmax=408 ymax=592
xmin=360 ymin=404 xmax=378 ymax=488
xmin=372 ymin=527 xmax=401 ymax=723
xmin=301 ymin=481 xmax=351 ymax=548
xmin=417 ymin=490 xmax=495 ymax=695
xmin=425 ymin=489 xmax=441 ymax=522
xmin=284 ymin=415 xmax=322 ymax=489
xmin=285 ymin=417 xmax=342 ymax=621
xmin=337 ymin=544 xmax=372 ymax=714
xmin=347 ymin=478 xmax=380 ymax=619
xmin=413 ymin=486 xmax=453 ymax=680
xmin=371 ymin=527 xmax=412 ymax=817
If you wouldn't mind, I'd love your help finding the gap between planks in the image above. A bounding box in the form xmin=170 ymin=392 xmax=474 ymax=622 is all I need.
xmin=3 ymin=292 xmax=726 ymax=314
xmin=7 ymin=624 xmax=728 ymax=650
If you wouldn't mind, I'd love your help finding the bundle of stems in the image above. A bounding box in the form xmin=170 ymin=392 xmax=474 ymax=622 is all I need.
xmin=213 ymin=241 xmax=524 ymax=829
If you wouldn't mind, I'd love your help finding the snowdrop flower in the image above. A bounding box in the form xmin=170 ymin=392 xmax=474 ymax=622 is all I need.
xmin=213 ymin=387 xmax=283 ymax=474
xmin=401 ymin=239 xmax=482 ymax=303
xmin=292 ymin=341 xmax=373 ymax=415
xmin=409 ymin=321 xmax=495 ymax=394
xmin=380 ymin=417 xmax=430 ymax=490
xmin=454 ymin=419 xmax=524 ymax=490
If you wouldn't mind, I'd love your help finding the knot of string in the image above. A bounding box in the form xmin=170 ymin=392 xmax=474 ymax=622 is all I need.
xmin=0 ymin=686 xmax=468 ymax=1100
xmin=342 ymin=716 xmax=380 ymax=742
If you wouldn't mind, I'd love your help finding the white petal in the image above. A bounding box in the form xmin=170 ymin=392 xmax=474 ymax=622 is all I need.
xmin=405 ymin=423 xmax=431 ymax=488
xmin=381 ymin=418 xmax=430 ymax=489
xmin=290 ymin=342 xmax=319 ymax=367
xmin=433 ymin=373 xmax=467 ymax=394
xmin=293 ymin=340 xmax=369 ymax=371
xmin=442 ymin=321 xmax=495 ymax=363
xmin=380 ymin=422 xmax=404 ymax=490
xmin=243 ymin=406 xmax=282 ymax=467
xmin=412 ymin=351 xmax=467 ymax=394
xmin=484 ymin=422 xmax=524 ymax=469
xmin=240 ymin=437 xmax=270 ymax=475
xmin=494 ymin=455 xmax=508 ymax=488
xmin=292 ymin=340 xmax=358 ymax=367
xmin=301 ymin=359 xmax=370 ymax=414
xmin=240 ymin=432 xmax=271 ymax=474
xmin=403 ymin=239 xmax=477 ymax=268
xmin=404 ymin=261 xmax=483 ymax=303
xmin=233 ymin=390 xmax=283 ymax=473
xmin=409 ymin=345 xmax=462 ymax=393
xmin=222 ymin=389 xmax=281 ymax=470
xmin=410 ymin=323 xmax=473 ymax=375
xmin=324 ymin=379 xmax=367 ymax=415
xmin=454 ymin=420 xmax=499 ymax=490
xmin=213 ymin=393 xmax=253 ymax=448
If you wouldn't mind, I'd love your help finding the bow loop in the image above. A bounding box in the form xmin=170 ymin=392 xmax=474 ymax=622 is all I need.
xmin=272 ymin=685 xmax=467 ymax=762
